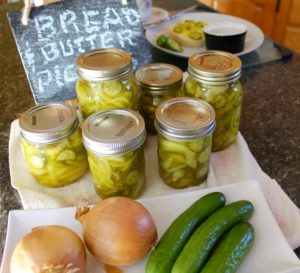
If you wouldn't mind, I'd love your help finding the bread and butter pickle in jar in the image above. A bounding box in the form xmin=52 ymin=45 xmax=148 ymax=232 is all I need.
xmin=183 ymin=51 xmax=243 ymax=151
xmin=136 ymin=63 xmax=183 ymax=133
xmin=19 ymin=103 xmax=88 ymax=187
xmin=155 ymin=97 xmax=215 ymax=189
xmin=82 ymin=109 xmax=146 ymax=199
xmin=76 ymin=48 xmax=138 ymax=118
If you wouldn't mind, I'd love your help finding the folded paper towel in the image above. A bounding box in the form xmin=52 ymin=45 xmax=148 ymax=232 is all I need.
xmin=9 ymin=119 xmax=300 ymax=249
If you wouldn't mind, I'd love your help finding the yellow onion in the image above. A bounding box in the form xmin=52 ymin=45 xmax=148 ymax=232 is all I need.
xmin=75 ymin=197 xmax=157 ymax=266
xmin=10 ymin=225 xmax=87 ymax=273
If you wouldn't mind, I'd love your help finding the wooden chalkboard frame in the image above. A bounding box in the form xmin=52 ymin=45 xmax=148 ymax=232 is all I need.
xmin=7 ymin=0 xmax=152 ymax=103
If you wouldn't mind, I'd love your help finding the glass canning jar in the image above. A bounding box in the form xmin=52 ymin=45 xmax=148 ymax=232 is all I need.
xmin=155 ymin=97 xmax=216 ymax=189
xmin=19 ymin=103 xmax=88 ymax=187
xmin=136 ymin=63 xmax=183 ymax=133
xmin=81 ymin=109 xmax=146 ymax=199
xmin=183 ymin=50 xmax=243 ymax=151
xmin=76 ymin=48 xmax=138 ymax=118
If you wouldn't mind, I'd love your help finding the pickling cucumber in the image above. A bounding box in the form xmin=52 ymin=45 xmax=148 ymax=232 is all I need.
xmin=156 ymin=35 xmax=183 ymax=52
xmin=156 ymin=34 xmax=168 ymax=46
xmin=165 ymin=37 xmax=183 ymax=52
xmin=200 ymin=222 xmax=255 ymax=273
xmin=146 ymin=192 xmax=226 ymax=273
xmin=171 ymin=200 xmax=254 ymax=273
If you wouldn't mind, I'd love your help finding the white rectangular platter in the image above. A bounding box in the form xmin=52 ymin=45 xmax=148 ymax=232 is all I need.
xmin=1 ymin=180 xmax=300 ymax=273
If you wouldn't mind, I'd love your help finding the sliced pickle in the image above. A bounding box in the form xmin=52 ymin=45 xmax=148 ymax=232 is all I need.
xmin=29 ymin=155 xmax=45 ymax=169
xmin=157 ymin=133 xmax=212 ymax=189
xmin=76 ymin=75 xmax=138 ymax=118
xmin=172 ymin=19 xmax=207 ymax=40
xmin=173 ymin=25 xmax=183 ymax=33
xmin=21 ymin=128 xmax=88 ymax=187
xmin=195 ymin=22 xmax=206 ymax=28
xmin=102 ymin=80 xmax=124 ymax=97
xmin=183 ymin=77 xmax=243 ymax=151
xmin=56 ymin=150 xmax=76 ymax=161
xmin=189 ymin=31 xmax=203 ymax=40
xmin=87 ymin=147 xmax=145 ymax=199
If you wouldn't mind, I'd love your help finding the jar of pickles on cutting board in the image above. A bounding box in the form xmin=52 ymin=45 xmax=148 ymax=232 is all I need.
xmin=183 ymin=51 xmax=243 ymax=151
xmin=76 ymin=48 xmax=138 ymax=118
xmin=19 ymin=103 xmax=88 ymax=187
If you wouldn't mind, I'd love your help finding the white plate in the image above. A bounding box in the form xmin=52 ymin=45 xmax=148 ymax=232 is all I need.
xmin=145 ymin=12 xmax=265 ymax=57
xmin=1 ymin=181 xmax=300 ymax=273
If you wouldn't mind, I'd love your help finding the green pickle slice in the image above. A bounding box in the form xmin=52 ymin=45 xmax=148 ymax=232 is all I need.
xmin=157 ymin=134 xmax=212 ymax=189
xmin=76 ymin=75 xmax=138 ymax=118
xmin=21 ymin=128 xmax=88 ymax=187
xmin=87 ymin=146 xmax=145 ymax=199
xmin=183 ymin=77 xmax=243 ymax=151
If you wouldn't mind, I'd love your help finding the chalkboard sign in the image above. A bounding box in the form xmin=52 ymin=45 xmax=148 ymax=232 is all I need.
xmin=7 ymin=0 xmax=152 ymax=103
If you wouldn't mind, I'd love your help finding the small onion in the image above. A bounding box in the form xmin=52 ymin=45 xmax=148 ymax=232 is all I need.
xmin=76 ymin=197 xmax=157 ymax=266
xmin=10 ymin=225 xmax=87 ymax=273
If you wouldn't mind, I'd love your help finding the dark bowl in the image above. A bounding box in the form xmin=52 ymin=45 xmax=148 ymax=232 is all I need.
xmin=204 ymin=22 xmax=247 ymax=54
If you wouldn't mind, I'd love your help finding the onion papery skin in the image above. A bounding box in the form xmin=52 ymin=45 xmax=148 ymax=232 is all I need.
xmin=10 ymin=225 xmax=87 ymax=273
xmin=76 ymin=197 xmax=157 ymax=266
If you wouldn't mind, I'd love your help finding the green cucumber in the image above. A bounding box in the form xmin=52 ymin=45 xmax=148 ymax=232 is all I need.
xmin=146 ymin=192 xmax=226 ymax=273
xmin=200 ymin=222 xmax=255 ymax=273
xmin=171 ymin=200 xmax=254 ymax=273
xmin=156 ymin=34 xmax=168 ymax=46
xmin=165 ymin=37 xmax=183 ymax=52
xmin=156 ymin=35 xmax=183 ymax=52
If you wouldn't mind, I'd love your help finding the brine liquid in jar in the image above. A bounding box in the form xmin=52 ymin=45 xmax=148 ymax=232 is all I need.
xmin=81 ymin=109 xmax=146 ymax=199
xmin=76 ymin=48 xmax=138 ymax=118
xmin=155 ymin=97 xmax=216 ymax=189
xmin=136 ymin=63 xmax=183 ymax=133
xmin=183 ymin=50 xmax=243 ymax=151
xmin=19 ymin=103 xmax=88 ymax=187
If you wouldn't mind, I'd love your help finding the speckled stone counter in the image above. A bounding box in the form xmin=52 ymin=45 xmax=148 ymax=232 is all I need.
xmin=1 ymin=1 xmax=299 ymax=264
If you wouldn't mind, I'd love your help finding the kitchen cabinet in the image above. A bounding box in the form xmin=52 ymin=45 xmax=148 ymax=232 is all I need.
xmin=272 ymin=0 xmax=300 ymax=52
xmin=199 ymin=0 xmax=300 ymax=53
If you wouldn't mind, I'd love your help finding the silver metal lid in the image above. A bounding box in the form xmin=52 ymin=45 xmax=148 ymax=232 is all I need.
xmin=19 ymin=103 xmax=79 ymax=144
xmin=76 ymin=48 xmax=133 ymax=81
xmin=155 ymin=97 xmax=216 ymax=140
xmin=188 ymin=50 xmax=242 ymax=84
xmin=82 ymin=109 xmax=146 ymax=155
xmin=136 ymin=63 xmax=183 ymax=94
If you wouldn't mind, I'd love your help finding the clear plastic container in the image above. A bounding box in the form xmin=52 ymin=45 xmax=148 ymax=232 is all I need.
xmin=155 ymin=97 xmax=216 ymax=189
xmin=183 ymin=50 xmax=243 ymax=151
xmin=76 ymin=48 xmax=138 ymax=118
xmin=136 ymin=63 xmax=183 ymax=133
xmin=82 ymin=109 xmax=146 ymax=199
xmin=19 ymin=103 xmax=88 ymax=187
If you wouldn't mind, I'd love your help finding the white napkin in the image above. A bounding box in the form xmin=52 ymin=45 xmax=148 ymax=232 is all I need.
xmin=9 ymin=119 xmax=300 ymax=249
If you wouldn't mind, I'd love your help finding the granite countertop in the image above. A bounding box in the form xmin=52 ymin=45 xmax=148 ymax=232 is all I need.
xmin=1 ymin=0 xmax=299 ymax=265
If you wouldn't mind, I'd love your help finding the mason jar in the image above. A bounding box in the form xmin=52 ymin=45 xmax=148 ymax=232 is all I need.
xmin=76 ymin=48 xmax=138 ymax=118
xmin=155 ymin=97 xmax=216 ymax=189
xmin=19 ymin=103 xmax=88 ymax=187
xmin=82 ymin=109 xmax=146 ymax=199
xmin=136 ymin=63 xmax=183 ymax=133
xmin=183 ymin=50 xmax=243 ymax=151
